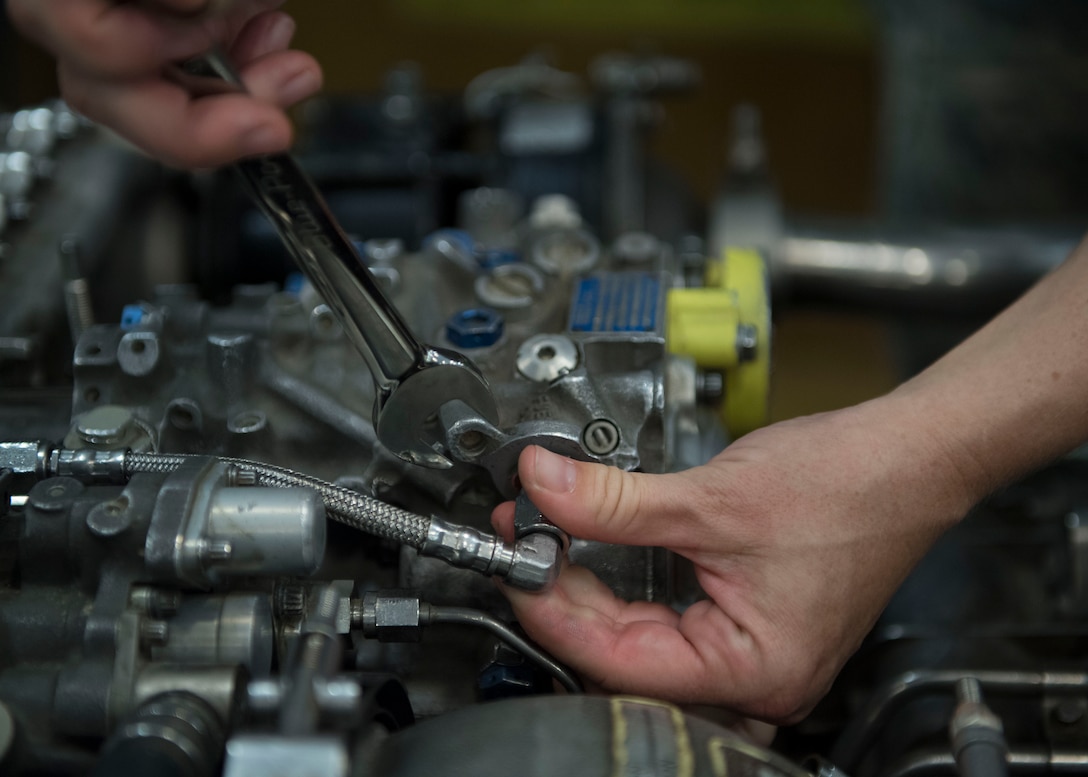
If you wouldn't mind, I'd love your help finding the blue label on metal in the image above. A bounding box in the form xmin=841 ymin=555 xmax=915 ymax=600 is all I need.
xmin=569 ymin=272 xmax=662 ymax=333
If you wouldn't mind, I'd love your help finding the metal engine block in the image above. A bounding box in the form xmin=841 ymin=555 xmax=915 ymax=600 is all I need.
xmin=3 ymin=30 xmax=1088 ymax=776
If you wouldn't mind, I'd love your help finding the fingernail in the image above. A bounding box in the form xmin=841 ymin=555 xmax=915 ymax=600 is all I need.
xmin=240 ymin=123 xmax=284 ymax=156
xmin=266 ymin=14 xmax=297 ymax=51
xmin=531 ymin=447 xmax=577 ymax=494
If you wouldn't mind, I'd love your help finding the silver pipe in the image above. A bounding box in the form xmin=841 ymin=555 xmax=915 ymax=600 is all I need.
xmin=7 ymin=444 xmax=560 ymax=591
xmin=883 ymin=749 xmax=1088 ymax=777
xmin=259 ymin=364 xmax=378 ymax=449
xmin=831 ymin=669 xmax=1088 ymax=770
xmin=773 ymin=227 xmax=1079 ymax=313
xmin=427 ymin=605 xmax=583 ymax=694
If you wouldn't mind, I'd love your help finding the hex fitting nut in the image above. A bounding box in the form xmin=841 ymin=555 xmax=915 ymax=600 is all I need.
xmin=360 ymin=591 xmax=426 ymax=643
xmin=505 ymin=532 xmax=563 ymax=592
xmin=446 ymin=308 xmax=505 ymax=350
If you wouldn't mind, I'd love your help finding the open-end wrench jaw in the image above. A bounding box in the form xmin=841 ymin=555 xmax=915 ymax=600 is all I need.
xmin=375 ymin=346 xmax=500 ymax=470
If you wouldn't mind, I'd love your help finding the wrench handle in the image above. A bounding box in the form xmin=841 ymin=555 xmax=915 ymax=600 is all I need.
xmin=235 ymin=153 xmax=422 ymax=388
xmin=180 ymin=49 xmax=425 ymax=390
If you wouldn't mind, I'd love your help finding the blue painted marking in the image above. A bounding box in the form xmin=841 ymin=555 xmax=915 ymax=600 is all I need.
xmin=569 ymin=272 xmax=662 ymax=333
xmin=120 ymin=304 xmax=145 ymax=330
xmin=284 ymin=272 xmax=306 ymax=295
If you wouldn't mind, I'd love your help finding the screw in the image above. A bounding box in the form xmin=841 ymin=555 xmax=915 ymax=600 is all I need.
xmin=583 ymin=419 xmax=621 ymax=456
xmin=736 ymin=324 xmax=758 ymax=363
xmin=140 ymin=619 xmax=170 ymax=649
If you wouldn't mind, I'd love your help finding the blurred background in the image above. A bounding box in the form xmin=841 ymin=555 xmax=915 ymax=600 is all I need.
xmin=3 ymin=0 xmax=1086 ymax=419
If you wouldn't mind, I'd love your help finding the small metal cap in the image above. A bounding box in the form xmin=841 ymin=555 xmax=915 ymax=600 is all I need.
xmin=582 ymin=419 xmax=621 ymax=456
xmin=75 ymin=405 xmax=135 ymax=447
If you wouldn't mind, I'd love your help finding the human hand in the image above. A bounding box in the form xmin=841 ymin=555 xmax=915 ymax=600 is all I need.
xmin=493 ymin=397 xmax=980 ymax=723
xmin=7 ymin=0 xmax=322 ymax=167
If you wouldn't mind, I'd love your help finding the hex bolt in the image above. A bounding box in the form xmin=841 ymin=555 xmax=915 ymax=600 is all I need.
xmin=583 ymin=419 xmax=621 ymax=456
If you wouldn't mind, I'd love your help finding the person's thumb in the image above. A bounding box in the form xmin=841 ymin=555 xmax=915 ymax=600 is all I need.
xmin=517 ymin=445 xmax=701 ymax=547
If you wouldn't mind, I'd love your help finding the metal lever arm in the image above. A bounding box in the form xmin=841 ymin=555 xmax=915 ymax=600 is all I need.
xmin=180 ymin=50 xmax=499 ymax=468
xmin=186 ymin=50 xmax=420 ymax=390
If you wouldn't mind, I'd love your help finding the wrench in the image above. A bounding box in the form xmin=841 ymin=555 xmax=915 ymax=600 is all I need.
xmin=173 ymin=48 xmax=499 ymax=469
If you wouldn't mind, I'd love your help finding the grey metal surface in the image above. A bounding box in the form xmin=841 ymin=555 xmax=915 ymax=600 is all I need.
xmin=223 ymin=736 xmax=349 ymax=777
xmin=205 ymin=487 xmax=326 ymax=578
xmin=153 ymin=595 xmax=275 ymax=677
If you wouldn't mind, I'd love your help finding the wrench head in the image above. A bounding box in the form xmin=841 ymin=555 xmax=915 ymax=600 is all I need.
xmin=376 ymin=347 xmax=500 ymax=469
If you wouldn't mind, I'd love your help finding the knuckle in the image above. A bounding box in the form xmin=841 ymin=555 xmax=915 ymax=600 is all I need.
xmin=593 ymin=467 xmax=643 ymax=536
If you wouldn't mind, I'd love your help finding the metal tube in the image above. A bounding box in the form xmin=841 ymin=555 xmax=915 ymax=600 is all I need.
xmin=831 ymin=670 xmax=1088 ymax=770
xmin=427 ymin=605 xmax=583 ymax=694
xmin=774 ymin=228 xmax=1078 ymax=314
xmin=882 ymin=749 xmax=1088 ymax=777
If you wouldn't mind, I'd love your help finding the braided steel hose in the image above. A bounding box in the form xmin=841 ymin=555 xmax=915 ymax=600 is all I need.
xmin=125 ymin=451 xmax=430 ymax=546
xmin=26 ymin=444 xmax=560 ymax=590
